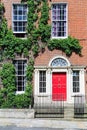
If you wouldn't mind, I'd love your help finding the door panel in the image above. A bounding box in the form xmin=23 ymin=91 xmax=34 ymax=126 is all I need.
xmin=52 ymin=72 xmax=67 ymax=101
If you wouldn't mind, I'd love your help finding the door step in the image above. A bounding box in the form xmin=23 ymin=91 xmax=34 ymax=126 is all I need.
xmin=35 ymin=113 xmax=64 ymax=118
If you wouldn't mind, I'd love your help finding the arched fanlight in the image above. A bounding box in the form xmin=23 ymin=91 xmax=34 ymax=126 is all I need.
xmin=51 ymin=58 xmax=68 ymax=67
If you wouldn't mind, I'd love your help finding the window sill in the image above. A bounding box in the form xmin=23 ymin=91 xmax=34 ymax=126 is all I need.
xmin=13 ymin=32 xmax=26 ymax=34
xmin=71 ymin=93 xmax=83 ymax=97
xmin=16 ymin=91 xmax=25 ymax=95
xmin=51 ymin=36 xmax=68 ymax=39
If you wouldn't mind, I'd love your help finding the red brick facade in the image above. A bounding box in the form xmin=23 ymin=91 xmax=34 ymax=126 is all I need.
xmin=1 ymin=0 xmax=87 ymax=101
xmin=2 ymin=0 xmax=87 ymax=65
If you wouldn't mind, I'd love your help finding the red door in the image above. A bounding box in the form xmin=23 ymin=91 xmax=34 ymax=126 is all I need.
xmin=52 ymin=72 xmax=67 ymax=101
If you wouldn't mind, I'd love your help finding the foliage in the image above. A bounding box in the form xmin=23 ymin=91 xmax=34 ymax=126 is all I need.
xmin=39 ymin=0 xmax=49 ymax=25
xmin=0 ymin=63 xmax=16 ymax=108
xmin=0 ymin=3 xmax=3 ymax=12
xmin=14 ymin=82 xmax=32 ymax=108
xmin=0 ymin=62 xmax=33 ymax=108
xmin=0 ymin=30 xmax=32 ymax=60
xmin=0 ymin=18 xmax=8 ymax=41
xmin=39 ymin=0 xmax=51 ymax=42
xmin=48 ymin=36 xmax=82 ymax=56
xmin=27 ymin=0 xmax=35 ymax=35
xmin=0 ymin=3 xmax=4 ymax=22
xmin=32 ymin=44 xmax=39 ymax=56
xmin=26 ymin=58 xmax=34 ymax=81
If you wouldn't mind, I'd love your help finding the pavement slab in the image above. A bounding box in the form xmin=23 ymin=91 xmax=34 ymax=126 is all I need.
xmin=0 ymin=118 xmax=87 ymax=129
xmin=0 ymin=127 xmax=84 ymax=130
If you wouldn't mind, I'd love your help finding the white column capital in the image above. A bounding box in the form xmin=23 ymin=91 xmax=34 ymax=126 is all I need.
xmin=47 ymin=68 xmax=51 ymax=74
xmin=68 ymin=69 xmax=72 ymax=74
xmin=34 ymin=69 xmax=39 ymax=74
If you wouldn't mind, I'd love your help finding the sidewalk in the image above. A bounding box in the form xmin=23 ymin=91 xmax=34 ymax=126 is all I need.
xmin=0 ymin=118 xmax=87 ymax=129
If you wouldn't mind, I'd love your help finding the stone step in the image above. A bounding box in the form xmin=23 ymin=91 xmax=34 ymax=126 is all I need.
xmin=35 ymin=113 xmax=64 ymax=118
xmin=64 ymin=107 xmax=74 ymax=118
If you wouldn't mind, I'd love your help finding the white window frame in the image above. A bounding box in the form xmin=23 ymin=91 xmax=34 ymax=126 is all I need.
xmin=72 ymin=69 xmax=85 ymax=96
xmin=12 ymin=4 xmax=27 ymax=34
xmin=51 ymin=3 xmax=68 ymax=39
xmin=72 ymin=70 xmax=80 ymax=93
xmin=39 ymin=70 xmax=46 ymax=93
xmin=13 ymin=60 xmax=27 ymax=94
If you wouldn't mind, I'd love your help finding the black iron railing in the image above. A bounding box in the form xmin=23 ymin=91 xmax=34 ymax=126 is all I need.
xmin=34 ymin=94 xmax=64 ymax=118
xmin=74 ymin=95 xmax=85 ymax=118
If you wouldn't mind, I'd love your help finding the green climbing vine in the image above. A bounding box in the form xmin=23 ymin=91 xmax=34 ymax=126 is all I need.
xmin=0 ymin=0 xmax=82 ymax=60
xmin=0 ymin=60 xmax=33 ymax=108
xmin=0 ymin=3 xmax=4 ymax=21
xmin=0 ymin=63 xmax=16 ymax=108
xmin=48 ymin=36 xmax=82 ymax=56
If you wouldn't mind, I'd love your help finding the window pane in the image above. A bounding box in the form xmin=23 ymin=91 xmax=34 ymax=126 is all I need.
xmin=13 ymin=16 xmax=17 ymax=20
xmin=18 ymin=10 xmax=22 ymax=15
xmin=13 ymin=5 xmax=17 ymax=9
xmin=13 ymin=10 xmax=17 ymax=15
xmin=19 ymin=22 xmax=22 ymax=26
xmin=18 ymin=87 xmax=22 ymax=91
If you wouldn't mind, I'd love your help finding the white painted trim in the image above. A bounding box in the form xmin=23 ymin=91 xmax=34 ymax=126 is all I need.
xmin=70 ymin=69 xmax=85 ymax=103
xmin=16 ymin=91 xmax=25 ymax=94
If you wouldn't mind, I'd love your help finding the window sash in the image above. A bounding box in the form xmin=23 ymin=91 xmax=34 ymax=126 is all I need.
xmin=13 ymin=21 xmax=27 ymax=32
xmin=12 ymin=4 xmax=27 ymax=33
xmin=14 ymin=60 xmax=27 ymax=92
xmin=39 ymin=71 xmax=46 ymax=93
xmin=52 ymin=4 xmax=67 ymax=38
xmin=73 ymin=71 xmax=80 ymax=93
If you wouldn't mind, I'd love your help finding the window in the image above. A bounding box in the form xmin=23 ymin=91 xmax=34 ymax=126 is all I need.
xmin=73 ymin=71 xmax=80 ymax=93
xmin=12 ymin=4 xmax=27 ymax=37
xmin=13 ymin=60 xmax=27 ymax=92
xmin=51 ymin=58 xmax=68 ymax=67
xmin=39 ymin=71 xmax=46 ymax=93
xmin=52 ymin=4 xmax=67 ymax=38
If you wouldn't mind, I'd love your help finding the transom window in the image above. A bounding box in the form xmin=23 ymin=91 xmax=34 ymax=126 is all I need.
xmin=52 ymin=4 xmax=67 ymax=38
xmin=51 ymin=58 xmax=68 ymax=67
xmin=39 ymin=71 xmax=46 ymax=93
xmin=13 ymin=60 xmax=27 ymax=92
xmin=12 ymin=4 xmax=27 ymax=37
xmin=73 ymin=71 xmax=80 ymax=93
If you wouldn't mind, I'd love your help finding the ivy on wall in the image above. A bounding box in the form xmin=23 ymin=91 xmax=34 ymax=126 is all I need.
xmin=0 ymin=0 xmax=82 ymax=60
xmin=0 ymin=0 xmax=82 ymax=108
xmin=0 ymin=63 xmax=16 ymax=108
xmin=0 ymin=3 xmax=4 ymax=22
xmin=48 ymin=36 xmax=82 ymax=56
xmin=0 ymin=60 xmax=33 ymax=108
